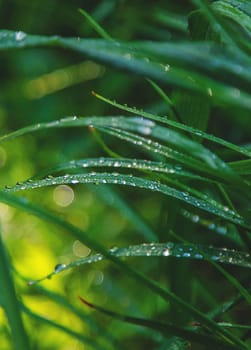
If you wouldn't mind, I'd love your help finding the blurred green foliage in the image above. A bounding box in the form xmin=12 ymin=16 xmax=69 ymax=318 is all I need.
xmin=0 ymin=1 xmax=251 ymax=349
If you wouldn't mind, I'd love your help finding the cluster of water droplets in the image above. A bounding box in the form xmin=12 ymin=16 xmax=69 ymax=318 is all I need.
xmin=54 ymin=157 xmax=199 ymax=179
xmin=27 ymin=241 xmax=251 ymax=286
xmin=0 ymin=30 xmax=26 ymax=47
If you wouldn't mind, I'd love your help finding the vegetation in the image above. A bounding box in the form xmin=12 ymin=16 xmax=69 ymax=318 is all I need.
xmin=0 ymin=1 xmax=251 ymax=349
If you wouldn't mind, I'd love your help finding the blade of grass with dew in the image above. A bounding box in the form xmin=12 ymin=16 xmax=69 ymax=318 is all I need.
xmin=78 ymin=296 xmax=237 ymax=350
xmin=28 ymin=242 xmax=251 ymax=286
xmin=181 ymin=209 xmax=244 ymax=247
xmin=0 ymin=229 xmax=30 ymax=350
xmin=0 ymin=190 xmax=246 ymax=348
xmin=3 ymin=173 xmax=247 ymax=228
xmin=96 ymin=127 xmax=247 ymax=195
xmin=0 ymin=115 xmax=244 ymax=186
xmin=29 ymin=157 xmax=210 ymax=183
xmin=1 ymin=115 xmax=230 ymax=174
xmin=1 ymin=30 xmax=251 ymax=111
xmin=92 ymin=92 xmax=251 ymax=158
xmin=170 ymin=230 xmax=251 ymax=307
xmin=96 ymin=126 xmax=212 ymax=177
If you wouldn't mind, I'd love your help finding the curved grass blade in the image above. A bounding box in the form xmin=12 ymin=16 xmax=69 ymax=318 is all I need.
xmin=4 ymin=173 xmax=246 ymax=227
xmin=92 ymin=92 xmax=251 ymax=159
xmin=29 ymin=157 xmax=209 ymax=183
xmin=0 ymin=112 xmax=245 ymax=188
xmin=181 ymin=209 xmax=244 ymax=246
xmin=1 ymin=30 xmax=251 ymax=111
xmin=0 ymin=230 xmax=30 ymax=350
xmin=78 ymin=296 xmax=238 ymax=350
xmin=96 ymin=126 xmax=237 ymax=186
xmin=97 ymin=126 xmax=209 ymax=176
xmin=0 ymin=114 xmax=247 ymax=186
xmin=0 ymin=190 xmax=246 ymax=349
xmin=0 ymin=115 xmax=229 ymax=175
xmin=29 ymin=242 xmax=251 ymax=286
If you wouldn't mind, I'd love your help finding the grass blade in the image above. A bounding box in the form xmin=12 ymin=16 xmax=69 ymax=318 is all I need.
xmin=78 ymin=296 xmax=238 ymax=349
xmin=4 ymin=173 xmax=246 ymax=227
xmin=0 ymin=190 xmax=246 ymax=348
xmin=0 ymin=230 xmax=30 ymax=350
xmin=28 ymin=242 xmax=251 ymax=286
xmin=1 ymin=30 xmax=251 ymax=110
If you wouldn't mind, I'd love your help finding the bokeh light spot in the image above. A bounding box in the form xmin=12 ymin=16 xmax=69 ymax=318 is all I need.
xmin=53 ymin=185 xmax=74 ymax=207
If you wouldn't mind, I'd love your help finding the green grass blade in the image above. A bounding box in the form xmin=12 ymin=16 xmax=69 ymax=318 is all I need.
xmin=191 ymin=0 xmax=242 ymax=49
xmin=0 ymin=190 xmax=246 ymax=348
xmin=78 ymin=8 xmax=112 ymax=40
xmin=93 ymin=92 xmax=251 ymax=158
xmin=78 ymin=296 xmax=238 ymax=349
xmin=229 ymin=159 xmax=251 ymax=176
xmin=29 ymin=157 xmax=209 ymax=183
xmin=4 ymin=173 xmax=246 ymax=227
xmin=0 ymin=114 xmax=244 ymax=185
xmin=0 ymin=230 xmax=30 ymax=350
xmin=1 ymin=30 xmax=251 ymax=111
xmin=29 ymin=242 xmax=251 ymax=285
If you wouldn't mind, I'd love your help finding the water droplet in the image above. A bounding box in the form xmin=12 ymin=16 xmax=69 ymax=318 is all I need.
xmin=208 ymin=223 xmax=216 ymax=230
xmin=194 ymin=253 xmax=203 ymax=259
xmin=54 ymin=263 xmax=66 ymax=273
xmin=27 ymin=280 xmax=35 ymax=286
xmin=46 ymin=120 xmax=60 ymax=127
xmin=71 ymin=179 xmax=79 ymax=184
xmin=15 ymin=31 xmax=26 ymax=41
xmin=114 ymin=161 xmax=121 ymax=167
xmin=216 ymin=226 xmax=227 ymax=235
xmin=163 ymin=249 xmax=170 ymax=256
xmin=191 ymin=215 xmax=200 ymax=223
xmin=60 ymin=116 xmax=78 ymax=123
xmin=137 ymin=126 xmax=152 ymax=135
xmin=109 ymin=246 xmax=118 ymax=253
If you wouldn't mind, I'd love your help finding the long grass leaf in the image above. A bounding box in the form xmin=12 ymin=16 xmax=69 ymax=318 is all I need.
xmin=29 ymin=242 xmax=251 ymax=286
xmin=4 ymin=173 xmax=246 ymax=227
xmin=78 ymin=296 xmax=238 ymax=349
xmin=0 ymin=230 xmax=30 ymax=350
xmin=1 ymin=30 xmax=251 ymax=110
xmin=0 ymin=190 xmax=245 ymax=348
xmin=93 ymin=92 xmax=251 ymax=158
